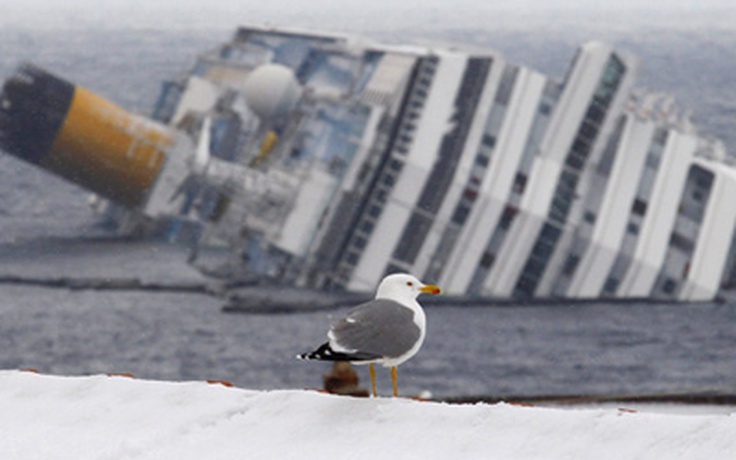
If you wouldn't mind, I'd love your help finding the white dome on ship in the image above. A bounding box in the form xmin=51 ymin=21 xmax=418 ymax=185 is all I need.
xmin=242 ymin=64 xmax=302 ymax=120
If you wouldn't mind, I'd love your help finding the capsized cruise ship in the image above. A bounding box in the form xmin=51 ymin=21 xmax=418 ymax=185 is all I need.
xmin=2 ymin=25 xmax=736 ymax=302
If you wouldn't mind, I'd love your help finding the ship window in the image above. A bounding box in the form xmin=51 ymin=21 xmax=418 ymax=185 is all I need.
xmin=360 ymin=220 xmax=374 ymax=234
xmin=480 ymin=252 xmax=496 ymax=269
xmin=463 ymin=188 xmax=478 ymax=202
xmin=452 ymin=204 xmax=471 ymax=226
xmin=388 ymin=158 xmax=404 ymax=172
xmin=494 ymin=66 xmax=518 ymax=106
xmin=353 ymin=236 xmax=366 ymax=250
xmin=646 ymin=152 xmax=661 ymax=169
xmin=358 ymin=164 xmax=371 ymax=182
xmin=345 ymin=252 xmax=359 ymax=265
xmin=572 ymin=138 xmax=591 ymax=156
xmin=482 ymin=134 xmax=496 ymax=149
xmin=594 ymin=84 xmax=616 ymax=105
xmin=513 ymin=174 xmax=527 ymax=194
xmin=653 ymin=128 xmax=668 ymax=146
xmin=603 ymin=54 xmax=625 ymax=83
xmin=368 ymin=204 xmax=382 ymax=217
xmin=499 ymin=206 xmax=518 ymax=230
xmin=560 ymin=170 xmax=578 ymax=189
xmin=579 ymin=120 xmax=599 ymax=142
xmin=627 ymin=223 xmax=639 ymax=235
xmin=632 ymin=199 xmax=647 ymax=216
xmin=563 ymin=254 xmax=580 ymax=275
xmin=662 ymin=278 xmax=677 ymax=294
xmin=670 ymin=232 xmax=694 ymax=253
xmin=514 ymin=277 xmax=536 ymax=297
xmin=583 ymin=211 xmax=596 ymax=224
xmin=694 ymin=172 xmax=713 ymax=190
xmin=532 ymin=241 xmax=553 ymax=261
xmin=475 ymin=154 xmax=490 ymax=167
xmin=566 ymin=154 xmax=585 ymax=171
xmin=550 ymin=193 xmax=574 ymax=224
xmin=540 ymin=223 xmax=562 ymax=246
xmin=603 ymin=277 xmax=619 ymax=294
xmin=585 ymin=104 xmax=605 ymax=124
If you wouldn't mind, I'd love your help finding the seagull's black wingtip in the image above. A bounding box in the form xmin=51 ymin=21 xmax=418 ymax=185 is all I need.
xmin=298 ymin=342 xmax=341 ymax=361
xmin=298 ymin=342 xmax=380 ymax=362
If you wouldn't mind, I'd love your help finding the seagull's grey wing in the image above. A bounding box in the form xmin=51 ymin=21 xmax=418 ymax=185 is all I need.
xmin=329 ymin=299 xmax=420 ymax=359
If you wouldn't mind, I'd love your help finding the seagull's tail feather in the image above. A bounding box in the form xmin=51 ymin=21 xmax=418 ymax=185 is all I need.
xmin=297 ymin=342 xmax=378 ymax=362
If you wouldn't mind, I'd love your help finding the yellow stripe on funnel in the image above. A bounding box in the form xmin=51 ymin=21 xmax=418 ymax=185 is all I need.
xmin=44 ymin=86 xmax=172 ymax=208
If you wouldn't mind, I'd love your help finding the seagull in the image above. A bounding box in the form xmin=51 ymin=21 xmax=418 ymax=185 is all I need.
xmin=298 ymin=273 xmax=441 ymax=397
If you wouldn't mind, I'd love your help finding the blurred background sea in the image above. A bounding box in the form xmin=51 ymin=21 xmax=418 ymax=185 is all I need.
xmin=0 ymin=7 xmax=735 ymax=399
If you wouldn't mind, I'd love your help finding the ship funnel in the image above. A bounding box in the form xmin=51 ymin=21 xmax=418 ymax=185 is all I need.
xmin=0 ymin=64 xmax=173 ymax=208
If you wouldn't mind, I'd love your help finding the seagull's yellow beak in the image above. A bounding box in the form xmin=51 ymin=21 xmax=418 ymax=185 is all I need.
xmin=420 ymin=284 xmax=442 ymax=295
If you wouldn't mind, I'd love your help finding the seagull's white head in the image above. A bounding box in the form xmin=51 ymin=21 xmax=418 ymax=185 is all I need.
xmin=375 ymin=273 xmax=441 ymax=305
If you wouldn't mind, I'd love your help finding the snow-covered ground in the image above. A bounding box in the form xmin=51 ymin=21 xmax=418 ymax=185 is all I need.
xmin=0 ymin=370 xmax=733 ymax=459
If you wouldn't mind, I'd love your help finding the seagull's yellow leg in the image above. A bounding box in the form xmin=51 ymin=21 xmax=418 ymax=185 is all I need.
xmin=369 ymin=363 xmax=377 ymax=397
xmin=391 ymin=366 xmax=398 ymax=397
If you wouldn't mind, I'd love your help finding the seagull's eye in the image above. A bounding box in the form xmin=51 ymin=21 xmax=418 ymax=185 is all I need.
xmin=407 ymin=281 xmax=414 ymax=287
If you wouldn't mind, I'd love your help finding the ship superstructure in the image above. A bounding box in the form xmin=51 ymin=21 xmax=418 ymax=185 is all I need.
xmin=2 ymin=25 xmax=735 ymax=301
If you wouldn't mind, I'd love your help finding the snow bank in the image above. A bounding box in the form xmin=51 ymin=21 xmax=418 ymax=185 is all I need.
xmin=0 ymin=370 xmax=733 ymax=459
